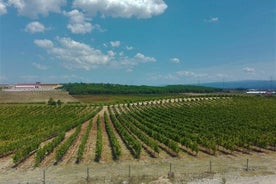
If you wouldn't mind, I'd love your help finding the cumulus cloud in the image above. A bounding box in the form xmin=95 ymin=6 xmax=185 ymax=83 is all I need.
xmin=176 ymin=71 xmax=195 ymax=77
xmin=8 ymin=0 xmax=66 ymax=18
xmin=113 ymin=52 xmax=157 ymax=72
xmin=64 ymin=9 xmax=92 ymax=34
xmin=107 ymin=50 xmax=116 ymax=57
xmin=243 ymin=67 xmax=255 ymax=73
xmin=177 ymin=71 xmax=208 ymax=78
xmin=73 ymin=0 xmax=168 ymax=19
xmin=170 ymin=57 xmax=180 ymax=64
xmin=34 ymin=39 xmax=54 ymax=48
xmin=110 ymin=41 xmax=120 ymax=47
xmin=135 ymin=53 xmax=156 ymax=63
xmin=34 ymin=37 xmax=110 ymax=70
xmin=34 ymin=37 xmax=157 ymax=71
xmin=94 ymin=24 xmax=106 ymax=32
xmin=126 ymin=68 xmax=133 ymax=72
xmin=25 ymin=21 xmax=46 ymax=33
xmin=0 ymin=0 xmax=7 ymax=15
xmin=32 ymin=62 xmax=48 ymax=70
xmin=206 ymin=17 xmax=219 ymax=23
xmin=126 ymin=46 xmax=133 ymax=50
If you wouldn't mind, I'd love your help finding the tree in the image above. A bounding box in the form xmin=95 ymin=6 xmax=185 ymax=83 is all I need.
xmin=57 ymin=100 xmax=62 ymax=106
xmin=48 ymin=98 xmax=56 ymax=106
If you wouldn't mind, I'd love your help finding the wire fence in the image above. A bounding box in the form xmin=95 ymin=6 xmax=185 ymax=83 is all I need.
xmin=1 ymin=158 xmax=276 ymax=184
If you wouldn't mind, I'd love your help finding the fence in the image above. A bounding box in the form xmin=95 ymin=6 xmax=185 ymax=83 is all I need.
xmin=1 ymin=157 xmax=275 ymax=184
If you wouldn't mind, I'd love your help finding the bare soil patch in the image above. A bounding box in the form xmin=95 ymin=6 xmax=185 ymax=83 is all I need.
xmin=0 ymin=90 xmax=78 ymax=103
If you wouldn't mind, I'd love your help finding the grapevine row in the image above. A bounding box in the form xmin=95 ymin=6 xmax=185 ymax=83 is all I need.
xmin=95 ymin=115 xmax=103 ymax=162
xmin=103 ymin=112 xmax=121 ymax=160
xmin=113 ymin=109 xmax=159 ymax=154
xmin=55 ymin=125 xmax=81 ymax=163
xmin=35 ymin=132 xmax=65 ymax=166
xmin=108 ymin=107 xmax=142 ymax=158
xmin=76 ymin=120 xmax=93 ymax=163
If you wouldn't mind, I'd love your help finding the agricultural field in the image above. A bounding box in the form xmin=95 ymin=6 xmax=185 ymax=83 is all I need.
xmin=0 ymin=104 xmax=102 ymax=166
xmin=0 ymin=95 xmax=275 ymax=183
xmin=0 ymin=90 xmax=78 ymax=103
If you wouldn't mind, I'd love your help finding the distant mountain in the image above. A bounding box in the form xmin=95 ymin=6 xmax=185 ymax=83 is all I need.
xmin=202 ymin=80 xmax=276 ymax=90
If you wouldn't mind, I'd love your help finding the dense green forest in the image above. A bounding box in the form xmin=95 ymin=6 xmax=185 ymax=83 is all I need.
xmin=61 ymin=83 xmax=221 ymax=95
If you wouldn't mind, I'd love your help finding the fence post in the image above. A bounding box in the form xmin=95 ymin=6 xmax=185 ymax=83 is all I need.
xmin=209 ymin=160 xmax=212 ymax=173
xmin=86 ymin=168 xmax=89 ymax=183
xmin=128 ymin=165 xmax=131 ymax=178
xmin=42 ymin=170 xmax=45 ymax=184
xmin=246 ymin=159 xmax=249 ymax=171
xmin=168 ymin=163 xmax=174 ymax=178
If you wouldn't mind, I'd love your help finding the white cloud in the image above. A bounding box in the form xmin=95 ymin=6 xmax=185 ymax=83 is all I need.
xmin=35 ymin=37 xmax=110 ymax=70
xmin=176 ymin=71 xmax=195 ymax=77
xmin=110 ymin=41 xmax=120 ymax=47
xmin=111 ymin=52 xmax=156 ymax=72
xmin=126 ymin=46 xmax=133 ymax=50
xmin=119 ymin=51 xmax=124 ymax=56
xmin=243 ymin=67 xmax=255 ymax=73
xmin=8 ymin=0 xmax=66 ymax=18
xmin=34 ymin=39 xmax=54 ymax=48
xmin=32 ymin=62 xmax=48 ymax=70
xmin=73 ymin=0 xmax=168 ymax=19
xmin=93 ymin=24 xmax=106 ymax=32
xmin=135 ymin=53 xmax=156 ymax=63
xmin=107 ymin=50 xmax=116 ymax=57
xmin=25 ymin=21 xmax=46 ymax=33
xmin=64 ymin=9 xmax=92 ymax=34
xmin=118 ymin=57 xmax=137 ymax=72
xmin=34 ymin=37 xmax=157 ymax=71
xmin=148 ymin=73 xmax=179 ymax=81
xmin=0 ymin=0 xmax=7 ymax=15
xmin=126 ymin=68 xmax=133 ymax=72
xmin=170 ymin=57 xmax=180 ymax=64
xmin=216 ymin=73 xmax=227 ymax=78
xmin=206 ymin=17 xmax=219 ymax=23
xmin=177 ymin=71 xmax=208 ymax=78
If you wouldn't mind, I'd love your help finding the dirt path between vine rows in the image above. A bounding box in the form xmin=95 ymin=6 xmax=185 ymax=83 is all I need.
xmin=82 ymin=115 xmax=97 ymax=164
xmin=59 ymin=120 xmax=90 ymax=165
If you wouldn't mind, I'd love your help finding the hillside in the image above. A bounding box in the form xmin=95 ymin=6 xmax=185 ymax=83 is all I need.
xmin=0 ymin=90 xmax=78 ymax=103
xmin=61 ymin=83 xmax=221 ymax=95
xmin=0 ymin=96 xmax=275 ymax=183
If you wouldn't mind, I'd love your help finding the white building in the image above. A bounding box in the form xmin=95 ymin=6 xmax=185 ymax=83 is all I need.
xmin=4 ymin=82 xmax=61 ymax=91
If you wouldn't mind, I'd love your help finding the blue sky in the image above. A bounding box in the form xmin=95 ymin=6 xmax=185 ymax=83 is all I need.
xmin=0 ymin=0 xmax=275 ymax=85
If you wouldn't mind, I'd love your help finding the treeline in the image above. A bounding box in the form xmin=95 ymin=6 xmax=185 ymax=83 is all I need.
xmin=61 ymin=83 xmax=221 ymax=95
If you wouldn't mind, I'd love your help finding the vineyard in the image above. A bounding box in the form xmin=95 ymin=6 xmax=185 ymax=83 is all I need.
xmin=0 ymin=96 xmax=275 ymax=168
